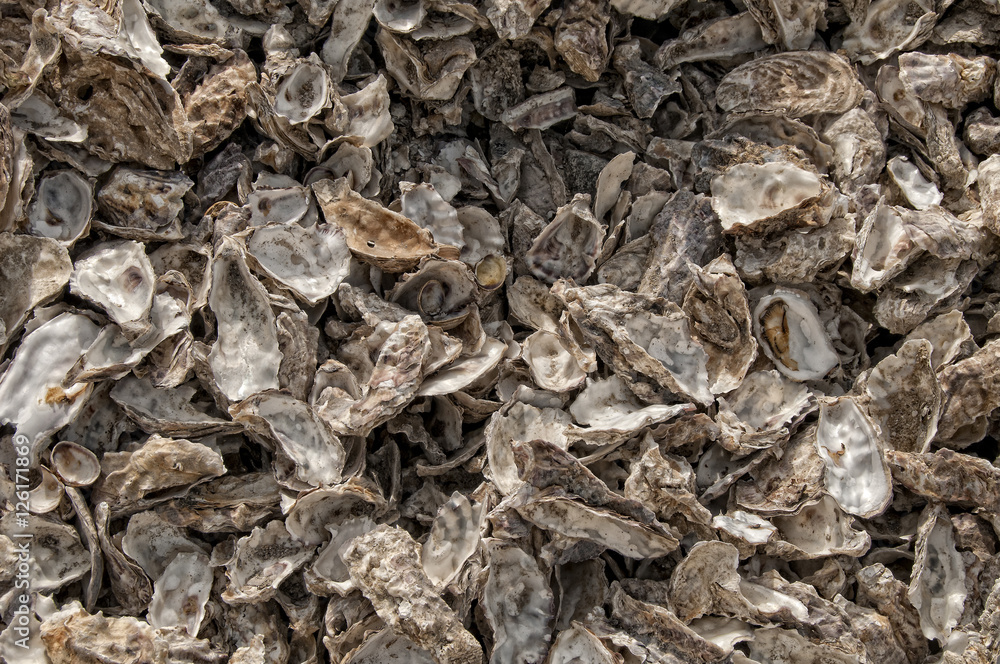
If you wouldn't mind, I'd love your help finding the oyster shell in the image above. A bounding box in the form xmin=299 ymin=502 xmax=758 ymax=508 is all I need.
xmin=908 ymin=504 xmax=967 ymax=642
xmin=26 ymin=170 xmax=93 ymax=245
xmin=343 ymin=524 xmax=484 ymax=664
xmin=4 ymin=0 xmax=1000 ymax=657
xmin=710 ymin=162 xmax=836 ymax=235
xmin=0 ymin=233 xmax=71 ymax=355
xmin=482 ymin=538 xmax=554 ymax=664
xmin=206 ymin=237 xmax=282 ymax=402
xmin=716 ymin=52 xmax=865 ymax=117
xmin=752 ymin=288 xmax=839 ymax=382
xmin=95 ymin=168 xmax=192 ymax=241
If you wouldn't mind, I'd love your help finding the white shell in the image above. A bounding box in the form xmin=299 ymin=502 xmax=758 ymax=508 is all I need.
xmin=753 ymin=289 xmax=839 ymax=381
xmin=273 ymin=61 xmax=332 ymax=125
xmin=147 ymin=551 xmax=213 ymax=636
xmin=70 ymin=240 xmax=156 ymax=342
xmin=815 ymin=397 xmax=892 ymax=518
xmin=710 ymin=162 xmax=825 ymax=233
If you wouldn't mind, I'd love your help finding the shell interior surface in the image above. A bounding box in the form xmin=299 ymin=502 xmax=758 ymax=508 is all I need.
xmin=26 ymin=170 xmax=93 ymax=245
xmin=3 ymin=1 xmax=1000 ymax=661
xmin=753 ymin=289 xmax=839 ymax=381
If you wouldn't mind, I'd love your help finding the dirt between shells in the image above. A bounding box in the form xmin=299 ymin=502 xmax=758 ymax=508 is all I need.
xmin=1 ymin=0 xmax=1000 ymax=662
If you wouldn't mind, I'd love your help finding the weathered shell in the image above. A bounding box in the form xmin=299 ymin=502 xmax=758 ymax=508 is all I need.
xmin=207 ymin=237 xmax=282 ymax=402
xmin=716 ymin=52 xmax=865 ymax=117
xmin=525 ymin=195 xmax=604 ymax=284
xmin=273 ymin=60 xmax=332 ymax=125
xmin=908 ymin=504 xmax=967 ymax=642
xmin=717 ymin=370 xmax=814 ymax=453
xmin=0 ymin=312 xmax=100 ymax=453
xmin=377 ymin=31 xmax=476 ymax=101
xmin=558 ymin=284 xmax=713 ymax=405
xmin=841 ymin=0 xmax=937 ymax=64
xmin=313 ymin=177 xmax=445 ymax=271
xmin=744 ymin=0 xmax=826 ymax=49
xmin=95 ymin=168 xmax=192 ymax=241
xmin=897 ymin=53 xmax=996 ymax=109
xmin=343 ymin=524 xmax=484 ymax=664
xmin=768 ymin=495 xmax=870 ymax=559
xmin=553 ymin=0 xmax=609 ymax=83
xmin=0 ymin=513 xmax=90 ymax=593
xmin=683 ymin=255 xmax=757 ymax=393
xmin=0 ymin=233 xmax=71 ymax=355
xmin=92 ymin=435 xmax=226 ymax=516
xmin=243 ymin=222 xmax=352 ymax=305
xmin=147 ymin=551 xmax=213 ymax=636
xmin=28 ymin=466 xmax=65 ymax=514
xmin=654 ymin=13 xmax=768 ymax=70
xmin=886 ymin=448 xmax=1000 ymax=508
xmin=223 ymin=520 xmax=314 ymax=604
xmin=482 ymin=538 xmax=554 ymax=664
xmin=231 ymin=391 xmax=345 ymax=487
xmin=389 ymin=260 xmax=477 ymax=327
xmin=864 ymin=339 xmax=941 ymax=453
xmin=521 ymin=330 xmax=588 ymax=393
xmin=710 ymin=162 xmax=835 ymax=235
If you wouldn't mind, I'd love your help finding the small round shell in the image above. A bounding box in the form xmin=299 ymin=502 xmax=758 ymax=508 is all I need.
xmin=50 ymin=440 xmax=101 ymax=487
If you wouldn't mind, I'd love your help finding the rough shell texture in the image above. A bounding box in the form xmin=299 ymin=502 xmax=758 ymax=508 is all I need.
xmin=3 ymin=1 xmax=1000 ymax=662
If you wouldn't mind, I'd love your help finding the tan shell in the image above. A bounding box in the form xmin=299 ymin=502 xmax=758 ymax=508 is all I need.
xmin=313 ymin=177 xmax=447 ymax=271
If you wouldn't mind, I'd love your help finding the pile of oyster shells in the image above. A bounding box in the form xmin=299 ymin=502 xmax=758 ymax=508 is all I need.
xmin=3 ymin=0 xmax=1000 ymax=661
